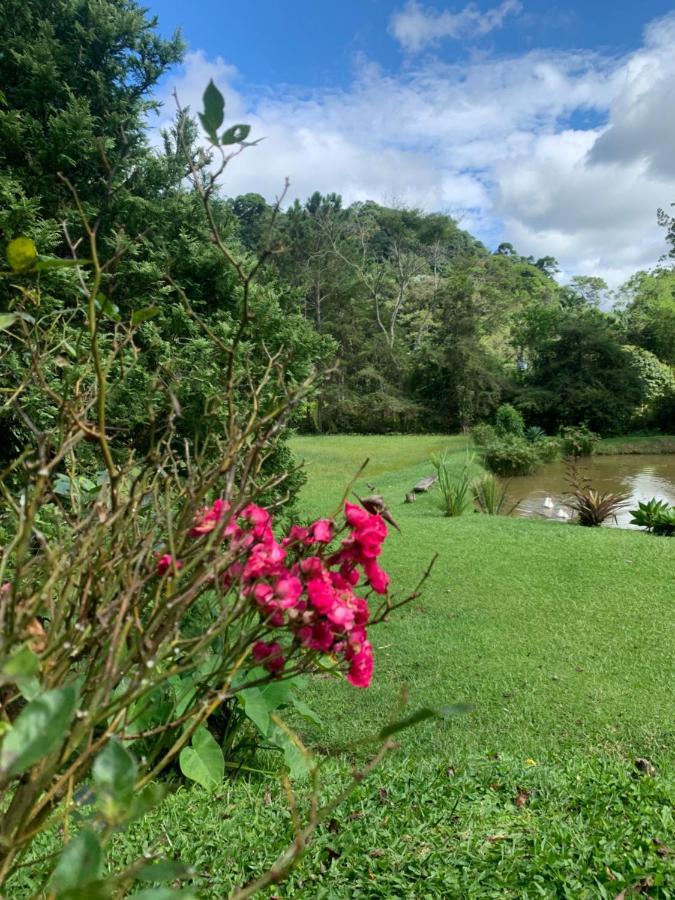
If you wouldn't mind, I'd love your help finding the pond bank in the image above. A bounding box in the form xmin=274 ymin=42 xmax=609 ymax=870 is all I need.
xmin=597 ymin=433 xmax=675 ymax=454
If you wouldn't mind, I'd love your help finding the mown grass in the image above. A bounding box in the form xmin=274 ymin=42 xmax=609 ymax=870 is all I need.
xmin=10 ymin=436 xmax=674 ymax=898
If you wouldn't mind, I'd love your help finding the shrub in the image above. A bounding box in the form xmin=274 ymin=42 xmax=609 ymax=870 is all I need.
xmin=482 ymin=436 xmax=541 ymax=476
xmin=524 ymin=425 xmax=546 ymax=443
xmin=431 ymin=452 xmax=475 ymax=516
xmin=629 ymin=498 xmax=675 ymax=535
xmin=560 ymin=425 xmax=600 ymax=457
xmin=623 ymin=344 xmax=675 ymax=425
xmin=470 ymin=422 xmax=497 ymax=447
xmin=536 ymin=436 xmax=562 ymax=462
xmin=495 ymin=403 xmax=525 ymax=437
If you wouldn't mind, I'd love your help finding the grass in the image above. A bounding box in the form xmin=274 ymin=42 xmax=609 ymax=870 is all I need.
xmin=597 ymin=434 xmax=675 ymax=455
xmin=10 ymin=435 xmax=675 ymax=898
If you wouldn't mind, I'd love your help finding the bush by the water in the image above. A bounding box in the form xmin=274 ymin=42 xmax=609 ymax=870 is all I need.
xmin=536 ymin=435 xmax=562 ymax=462
xmin=470 ymin=422 xmax=497 ymax=447
xmin=560 ymin=425 xmax=600 ymax=457
xmin=494 ymin=403 xmax=525 ymax=437
xmin=482 ymin=435 xmax=542 ymax=476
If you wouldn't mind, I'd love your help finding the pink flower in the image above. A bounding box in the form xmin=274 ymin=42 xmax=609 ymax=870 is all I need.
xmin=309 ymin=518 xmax=334 ymax=543
xmin=273 ymin=575 xmax=303 ymax=608
xmin=306 ymin=577 xmax=335 ymax=615
xmin=300 ymin=556 xmax=324 ymax=578
xmin=344 ymin=502 xmax=370 ymax=528
xmin=352 ymin=596 xmax=370 ymax=626
xmin=156 ymin=554 xmax=183 ymax=576
xmin=347 ymin=641 xmax=373 ymax=688
xmin=240 ymin=504 xmax=272 ymax=539
xmin=364 ymin=559 xmax=390 ymax=594
xmin=283 ymin=524 xmax=310 ymax=547
xmin=190 ymin=498 xmax=228 ymax=536
xmin=243 ymin=540 xmax=286 ymax=580
xmin=354 ymin=518 xmax=387 ymax=559
xmin=252 ymin=640 xmax=285 ymax=674
xmin=327 ymin=599 xmax=355 ymax=630
xmin=339 ymin=564 xmax=360 ymax=586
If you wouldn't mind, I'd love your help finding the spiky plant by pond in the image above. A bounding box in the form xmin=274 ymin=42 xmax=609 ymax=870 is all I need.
xmin=564 ymin=460 xmax=630 ymax=527
xmin=431 ymin=452 xmax=475 ymax=517
xmin=472 ymin=473 xmax=517 ymax=516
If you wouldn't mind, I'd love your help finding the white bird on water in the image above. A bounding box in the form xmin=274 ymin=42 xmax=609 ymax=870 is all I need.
xmin=543 ymin=496 xmax=554 ymax=509
xmin=556 ymin=507 xmax=570 ymax=519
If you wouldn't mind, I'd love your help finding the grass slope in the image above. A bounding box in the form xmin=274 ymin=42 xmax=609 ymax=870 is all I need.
xmin=13 ymin=436 xmax=674 ymax=899
xmin=292 ymin=435 xmax=674 ymax=761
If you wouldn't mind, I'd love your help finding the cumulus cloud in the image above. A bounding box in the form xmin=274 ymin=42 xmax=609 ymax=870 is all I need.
xmin=587 ymin=13 xmax=675 ymax=180
xmin=153 ymin=13 xmax=675 ymax=288
xmin=390 ymin=0 xmax=522 ymax=53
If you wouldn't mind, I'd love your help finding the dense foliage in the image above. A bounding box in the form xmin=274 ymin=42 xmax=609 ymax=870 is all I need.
xmin=232 ymin=199 xmax=675 ymax=436
xmin=0 ymin=0 xmax=328 ymax=507
xmin=2 ymin=1 xmax=674 ymax=445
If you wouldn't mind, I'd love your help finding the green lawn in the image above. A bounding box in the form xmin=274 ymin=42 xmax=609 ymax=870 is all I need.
xmin=12 ymin=436 xmax=675 ymax=898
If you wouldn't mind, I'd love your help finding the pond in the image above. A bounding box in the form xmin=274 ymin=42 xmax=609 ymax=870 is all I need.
xmin=504 ymin=454 xmax=675 ymax=529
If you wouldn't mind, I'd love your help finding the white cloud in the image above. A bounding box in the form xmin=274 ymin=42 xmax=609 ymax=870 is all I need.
xmin=153 ymin=13 xmax=675 ymax=288
xmin=390 ymin=0 xmax=522 ymax=53
xmin=587 ymin=14 xmax=675 ymax=180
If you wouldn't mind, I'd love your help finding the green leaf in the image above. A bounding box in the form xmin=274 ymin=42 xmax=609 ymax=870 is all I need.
xmin=134 ymin=859 xmax=193 ymax=883
xmin=221 ymin=123 xmax=251 ymax=145
xmin=261 ymin=677 xmax=295 ymax=709
xmin=0 ymin=685 xmax=77 ymax=776
xmin=16 ymin=676 xmax=41 ymax=701
xmin=291 ymin=696 xmax=323 ymax=727
xmin=33 ymin=257 xmax=91 ymax=271
xmin=173 ymin=681 xmax=197 ymax=719
xmin=0 ymin=313 xmax=17 ymax=331
xmin=199 ymin=80 xmax=225 ymax=144
xmin=6 ymin=236 xmax=37 ymax=272
xmin=94 ymin=294 xmax=121 ymax=322
xmin=93 ymin=738 xmax=138 ymax=809
xmin=0 ymin=311 xmax=34 ymax=331
xmin=127 ymin=782 xmax=167 ymax=823
xmin=1 ymin=646 xmax=41 ymax=701
xmin=131 ymin=306 xmax=159 ymax=326
xmin=51 ymin=882 xmax=112 ymax=900
xmin=238 ymin=687 xmax=270 ymax=736
xmin=377 ymin=704 xmax=471 ymax=741
xmin=268 ymin=723 xmax=311 ymax=780
xmin=49 ymin=829 xmax=103 ymax=894
xmin=53 ymin=474 xmax=73 ymax=497
xmin=179 ymin=727 xmax=224 ymax=791
xmin=2 ymin=646 xmax=40 ymax=679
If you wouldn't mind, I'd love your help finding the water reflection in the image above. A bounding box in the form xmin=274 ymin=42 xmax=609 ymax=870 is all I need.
xmin=505 ymin=455 xmax=675 ymax=528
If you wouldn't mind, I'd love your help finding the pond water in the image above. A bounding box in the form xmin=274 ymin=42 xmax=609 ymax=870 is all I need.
xmin=504 ymin=454 xmax=675 ymax=529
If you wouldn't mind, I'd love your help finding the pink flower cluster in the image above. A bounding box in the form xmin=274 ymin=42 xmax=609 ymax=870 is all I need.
xmin=162 ymin=497 xmax=392 ymax=688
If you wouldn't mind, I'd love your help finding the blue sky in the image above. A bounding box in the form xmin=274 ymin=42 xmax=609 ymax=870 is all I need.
xmin=146 ymin=1 xmax=675 ymax=285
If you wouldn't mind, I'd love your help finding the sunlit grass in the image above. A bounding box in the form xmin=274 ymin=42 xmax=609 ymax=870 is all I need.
xmin=14 ymin=435 xmax=674 ymax=898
